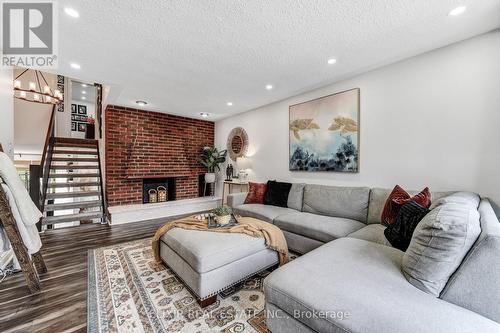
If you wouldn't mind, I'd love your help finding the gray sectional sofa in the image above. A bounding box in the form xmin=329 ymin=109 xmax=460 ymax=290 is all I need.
xmin=227 ymin=184 xmax=500 ymax=333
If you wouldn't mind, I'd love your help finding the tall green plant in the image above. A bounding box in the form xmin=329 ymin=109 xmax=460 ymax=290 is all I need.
xmin=198 ymin=146 xmax=227 ymax=173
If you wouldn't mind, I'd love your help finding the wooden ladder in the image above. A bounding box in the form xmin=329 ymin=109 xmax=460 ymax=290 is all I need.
xmin=0 ymin=143 xmax=47 ymax=293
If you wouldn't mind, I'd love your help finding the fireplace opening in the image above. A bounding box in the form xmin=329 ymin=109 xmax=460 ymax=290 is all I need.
xmin=143 ymin=178 xmax=176 ymax=204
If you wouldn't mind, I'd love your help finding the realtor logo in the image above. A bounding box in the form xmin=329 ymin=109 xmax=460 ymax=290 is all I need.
xmin=1 ymin=1 xmax=58 ymax=68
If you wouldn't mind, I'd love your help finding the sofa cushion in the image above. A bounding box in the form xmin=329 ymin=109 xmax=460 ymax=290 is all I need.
xmin=440 ymin=199 xmax=500 ymax=323
xmin=232 ymin=204 xmax=296 ymax=223
xmin=244 ymin=182 xmax=267 ymax=204
xmin=347 ymin=224 xmax=391 ymax=246
xmin=161 ymin=228 xmax=267 ymax=273
xmin=287 ymin=183 xmax=305 ymax=211
xmin=264 ymin=180 xmax=292 ymax=207
xmin=274 ymin=212 xmax=365 ymax=243
xmin=430 ymin=191 xmax=480 ymax=210
xmin=403 ymin=202 xmax=481 ymax=297
xmin=264 ymin=238 xmax=499 ymax=333
xmin=302 ymin=184 xmax=370 ymax=222
xmin=367 ymin=188 xmax=454 ymax=224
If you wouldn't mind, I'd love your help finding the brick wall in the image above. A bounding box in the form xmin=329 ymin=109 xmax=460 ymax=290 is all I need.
xmin=105 ymin=105 xmax=214 ymax=206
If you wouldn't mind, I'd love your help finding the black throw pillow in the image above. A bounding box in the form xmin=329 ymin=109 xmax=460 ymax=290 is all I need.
xmin=263 ymin=180 xmax=292 ymax=207
xmin=384 ymin=201 xmax=430 ymax=251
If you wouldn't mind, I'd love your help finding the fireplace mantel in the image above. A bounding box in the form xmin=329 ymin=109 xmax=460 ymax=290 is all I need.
xmin=125 ymin=174 xmax=194 ymax=180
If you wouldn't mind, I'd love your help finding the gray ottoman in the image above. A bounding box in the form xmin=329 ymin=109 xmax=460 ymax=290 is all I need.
xmin=160 ymin=227 xmax=279 ymax=307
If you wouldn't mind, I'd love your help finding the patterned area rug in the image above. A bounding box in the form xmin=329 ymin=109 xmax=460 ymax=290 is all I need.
xmin=88 ymin=239 xmax=288 ymax=333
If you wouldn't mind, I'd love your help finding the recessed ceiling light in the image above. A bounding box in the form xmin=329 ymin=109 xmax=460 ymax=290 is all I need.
xmin=64 ymin=7 xmax=79 ymax=18
xmin=70 ymin=63 xmax=81 ymax=69
xmin=226 ymin=102 xmax=233 ymax=106
xmin=81 ymin=83 xmax=87 ymax=87
xmin=448 ymin=6 xmax=466 ymax=16
xmin=265 ymin=84 xmax=273 ymax=90
xmin=200 ymin=112 xmax=210 ymax=118
xmin=82 ymin=91 xmax=86 ymax=94
xmin=136 ymin=100 xmax=148 ymax=106
xmin=81 ymin=96 xmax=86 ymax=100
xmin=327 ymin=58 xmax=337 ymax=65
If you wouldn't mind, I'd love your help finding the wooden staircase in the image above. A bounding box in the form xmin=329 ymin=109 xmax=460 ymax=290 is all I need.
xmin=41 ymin=138 xmax=106 ymax=227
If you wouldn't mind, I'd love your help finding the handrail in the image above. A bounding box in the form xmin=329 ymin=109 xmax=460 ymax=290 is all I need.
xmin=40 ymin=104 xmax=56 ymax=169
xmin=39 ymin=104 xmax=56 ymax=210
xmin=96 ymin=142 xmax=107 ymax=224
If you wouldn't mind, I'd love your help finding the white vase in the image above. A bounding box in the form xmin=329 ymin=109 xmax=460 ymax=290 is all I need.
xmin=205 ymin=173 xmax=216 ymax=183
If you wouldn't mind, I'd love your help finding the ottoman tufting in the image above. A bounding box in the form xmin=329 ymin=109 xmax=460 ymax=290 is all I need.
xmin=159 ymin=227 xmax=279 ymax=307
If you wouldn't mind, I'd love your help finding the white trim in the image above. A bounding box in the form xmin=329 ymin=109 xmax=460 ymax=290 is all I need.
xmin=108 ymin=197 xmax=220 ymax=225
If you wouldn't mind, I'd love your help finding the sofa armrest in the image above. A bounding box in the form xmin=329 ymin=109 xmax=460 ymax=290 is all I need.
xmin=227 ymin=192 xmax=248 ymax=207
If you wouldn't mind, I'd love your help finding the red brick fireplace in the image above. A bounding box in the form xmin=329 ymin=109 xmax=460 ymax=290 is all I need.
xmin=105 ymin=105 xmax=214 ymax=206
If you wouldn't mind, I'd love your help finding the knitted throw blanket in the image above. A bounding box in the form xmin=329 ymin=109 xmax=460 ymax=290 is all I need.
xmin=152 ymin=215 xmax=289 ymax=266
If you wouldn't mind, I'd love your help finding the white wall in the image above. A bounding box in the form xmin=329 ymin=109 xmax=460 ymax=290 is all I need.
xmin=215 ymin=30 xmax=500 ymax=209
xmin=0 ymin=69 xmax=14 ymax=158
xmin=14 ymin=99 xmax=52 ymax=154
xmin=13 ymin=69 xmax=55 ymax=155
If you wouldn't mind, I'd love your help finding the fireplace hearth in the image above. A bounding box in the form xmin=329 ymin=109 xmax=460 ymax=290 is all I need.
xmin=143 ymin=178 xmax=176 ymax=204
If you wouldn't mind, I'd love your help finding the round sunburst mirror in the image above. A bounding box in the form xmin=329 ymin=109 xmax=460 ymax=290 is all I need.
xmin=227 ymin=127 xmax=248 ymax=161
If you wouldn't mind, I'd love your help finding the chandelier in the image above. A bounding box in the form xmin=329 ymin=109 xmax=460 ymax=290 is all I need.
xmin=13 ymin=69 xmax=63 ymax=104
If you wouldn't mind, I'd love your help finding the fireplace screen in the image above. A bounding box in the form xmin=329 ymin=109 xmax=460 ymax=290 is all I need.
xmin=143 ymin=178 xmax=176 ymax=204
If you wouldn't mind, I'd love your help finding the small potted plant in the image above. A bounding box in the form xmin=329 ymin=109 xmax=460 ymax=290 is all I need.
xmin=198 ymin=146 xmax=227 ymax=184
xmin=212 ymin=205 xmax=232 ymax=226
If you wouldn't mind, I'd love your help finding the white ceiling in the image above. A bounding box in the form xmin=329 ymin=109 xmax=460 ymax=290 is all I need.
xmin=53 ymin=0 xmax=500 ymax=120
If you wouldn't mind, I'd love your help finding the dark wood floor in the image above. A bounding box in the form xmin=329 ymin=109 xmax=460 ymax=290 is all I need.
xmin=0 ymin=216 xmax=188 ymax=333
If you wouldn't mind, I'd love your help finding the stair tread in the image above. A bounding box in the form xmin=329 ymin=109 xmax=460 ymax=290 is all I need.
xmin=45 ymin=200 xmax=102 ymax=211
xmin=42 ymin=211 xmax=103 ymax=224
xmin=46 ymin=191 xmax=101 ymax=199
xmin=52 ymin=149 xmax=97 ymax=154
xmin=50 ymin=165 xmax=100 ymax=170
xmin=49 ymin=173 xmax=100 ymax=178
xmin=51 ymin=157 xmax=99 ymax=162
xmin=54 ymin=138 xmax=98 ymax=145
xmin=54 ymin=143 xmax=98 ymax=149
xmin=48 ymin=182 xmax=100 ymax=188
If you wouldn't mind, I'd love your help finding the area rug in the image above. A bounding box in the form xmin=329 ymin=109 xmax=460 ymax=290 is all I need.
xmin=87 ymin=239 xmax=287 ymax=333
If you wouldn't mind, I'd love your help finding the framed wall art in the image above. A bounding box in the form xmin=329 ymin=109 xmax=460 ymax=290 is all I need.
xmin=289 ymin=88 xmax=360 ymax=172
xmin=78 ymin=122 xmax=87 ymax=132
xmin=78 ymin=105 xmax=87 ymax=115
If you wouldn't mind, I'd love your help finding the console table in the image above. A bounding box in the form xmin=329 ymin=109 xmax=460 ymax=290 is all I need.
xmin=221 ymin=180 xmax=249 ymax=205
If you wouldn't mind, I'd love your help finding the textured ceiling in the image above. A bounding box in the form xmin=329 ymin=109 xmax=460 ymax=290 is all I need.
xmin=53 ymin=0 xmax=500 ymax=120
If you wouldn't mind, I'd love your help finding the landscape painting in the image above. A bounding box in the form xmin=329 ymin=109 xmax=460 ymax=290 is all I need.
xmin=289 ymin=88 xmax=359 ymax=172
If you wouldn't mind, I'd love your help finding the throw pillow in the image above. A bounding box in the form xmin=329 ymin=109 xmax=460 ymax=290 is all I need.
xmin=244 ymin=182 xmax=267 ymax=204
xmin=384 ymin=201 xmax=430 ymax=251
xmin=402 ymin=203 xmax=481 ymax=297
xmin=263 ymin=180 xmax=292 ymax=207
xmin=381 ymin=185 xmax=431 ymax=226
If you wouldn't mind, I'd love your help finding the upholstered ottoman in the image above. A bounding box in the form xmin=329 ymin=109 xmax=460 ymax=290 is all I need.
xmin=159 ymin=227 xmax=279 ymax=307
